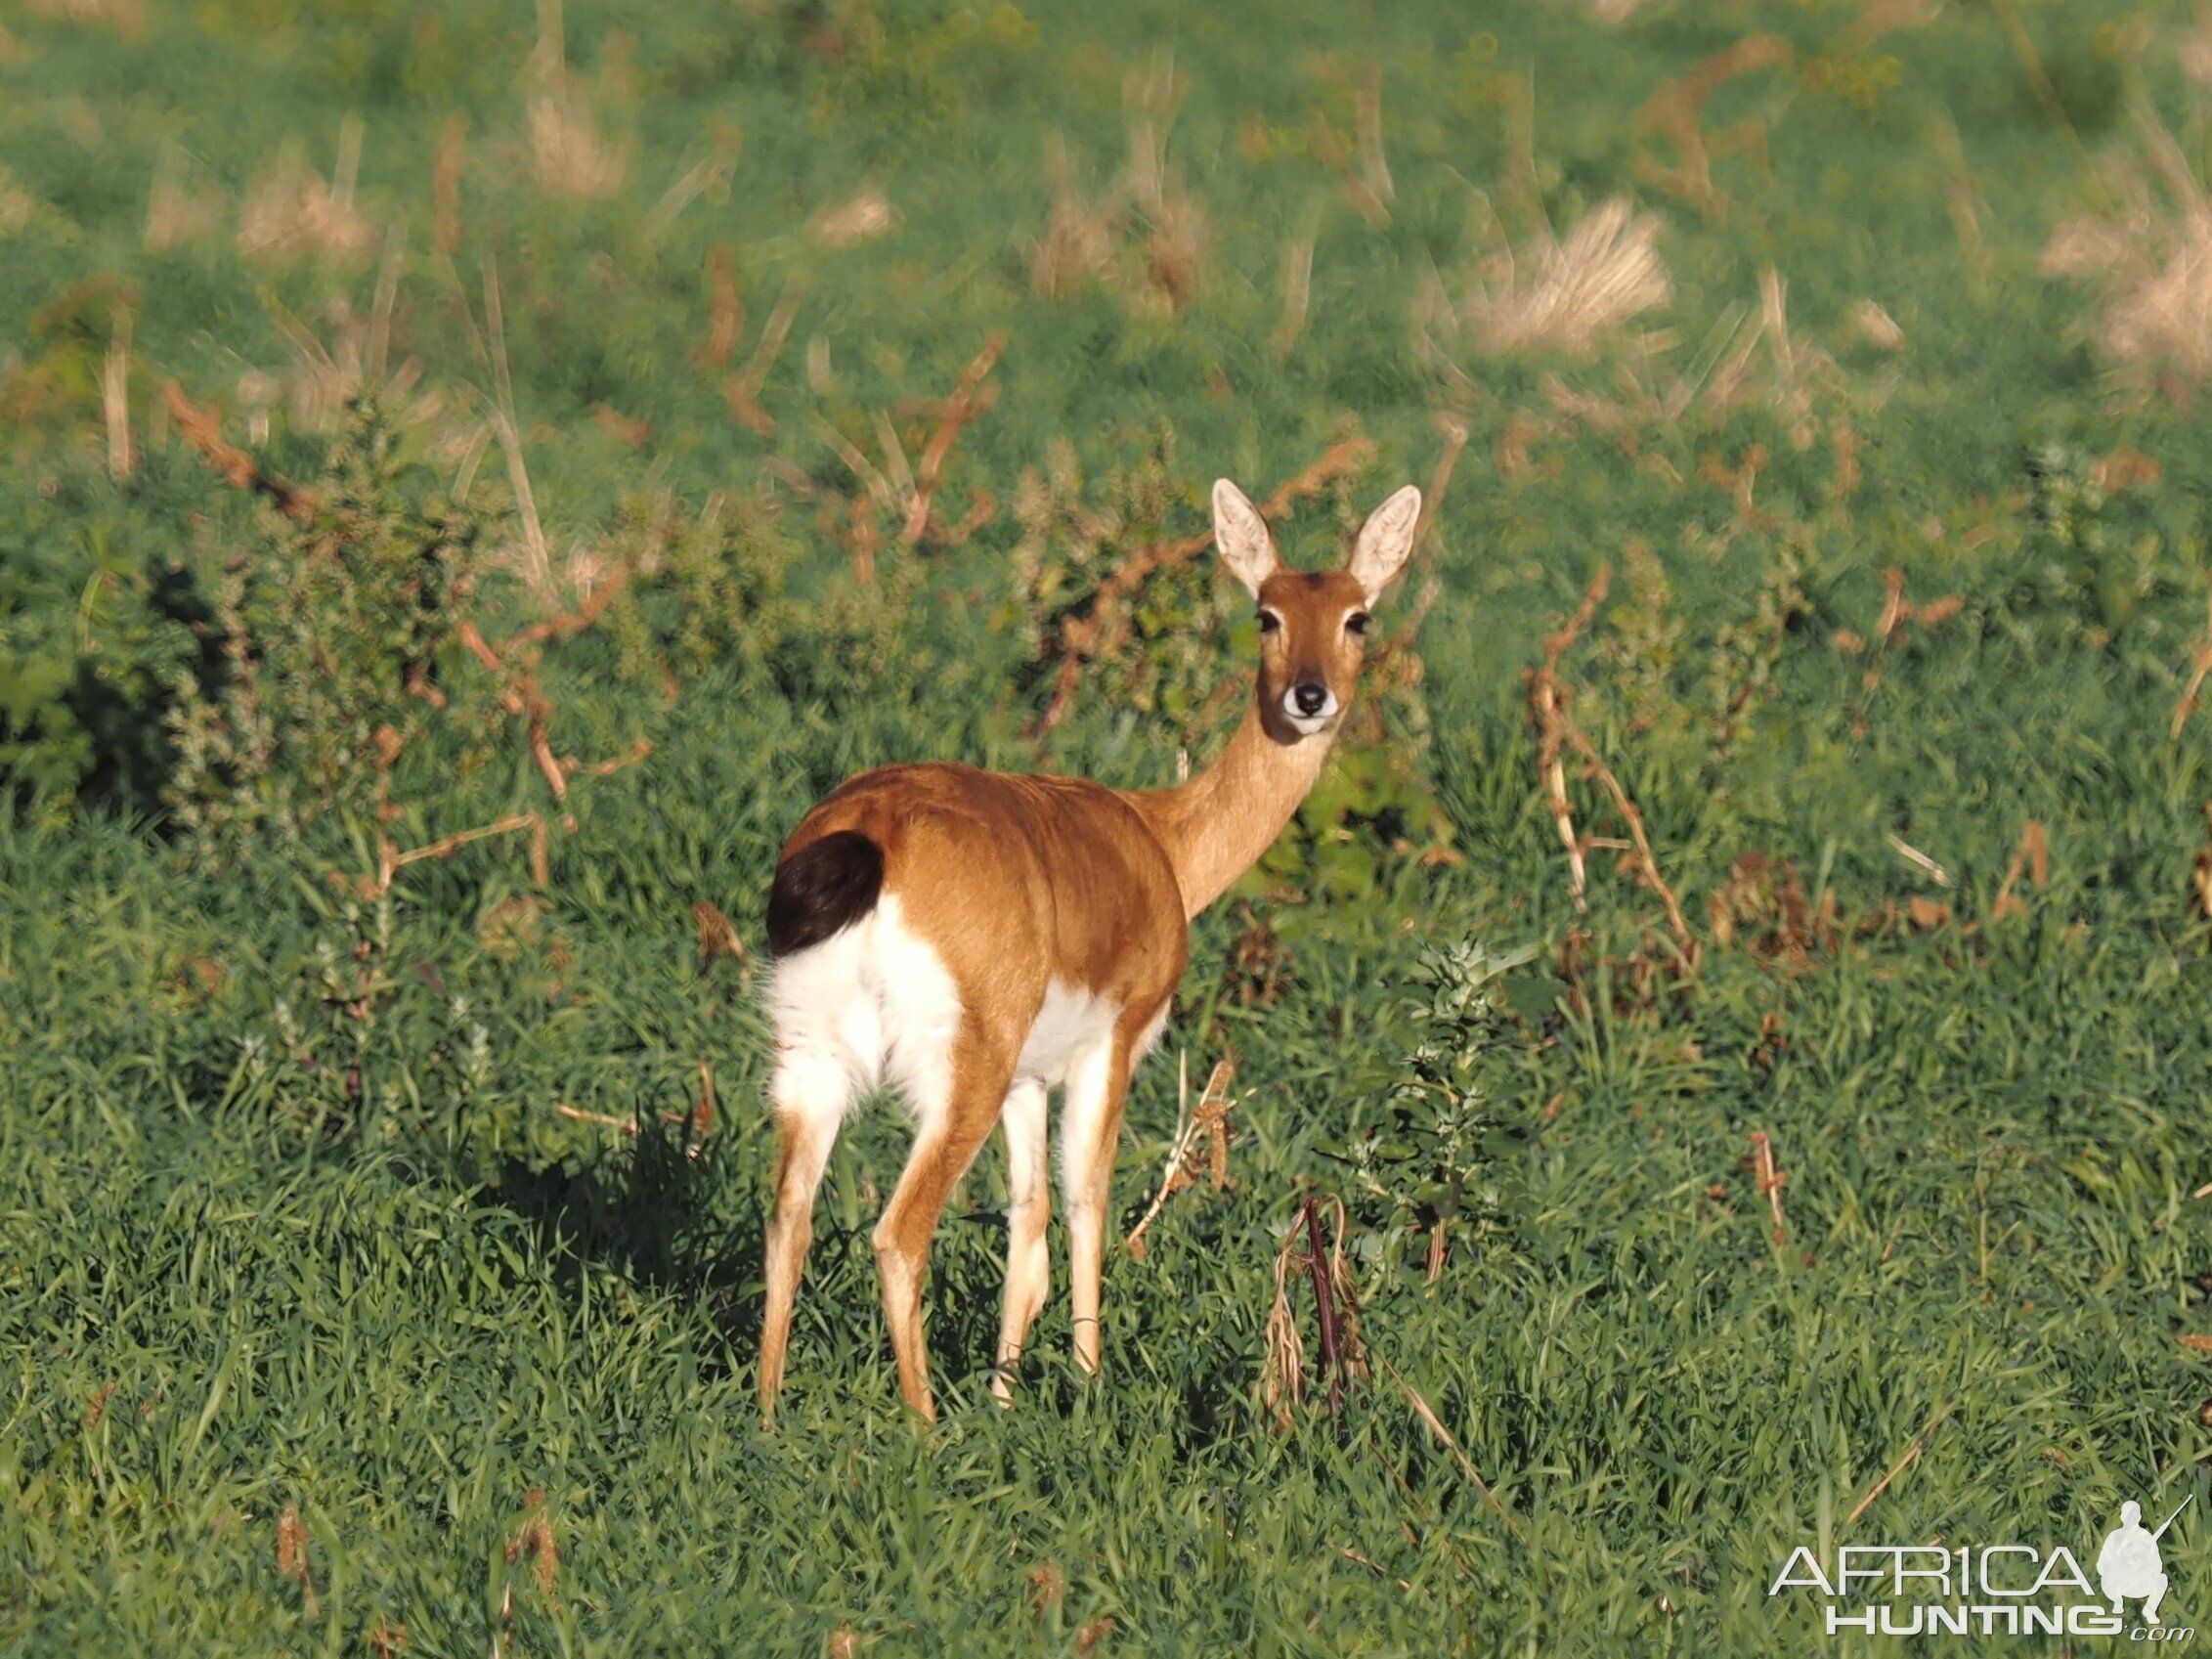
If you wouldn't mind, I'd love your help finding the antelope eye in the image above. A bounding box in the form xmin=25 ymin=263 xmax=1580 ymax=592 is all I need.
xmin=1257 ymin=609 xmax=1282 ymax=635
xmin=1345 ymin=611 xmax=1370 ymax=636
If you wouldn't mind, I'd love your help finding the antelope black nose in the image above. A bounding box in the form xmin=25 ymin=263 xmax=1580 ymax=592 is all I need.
xmin=1292 ymin=681 xmax=1328 ymax=718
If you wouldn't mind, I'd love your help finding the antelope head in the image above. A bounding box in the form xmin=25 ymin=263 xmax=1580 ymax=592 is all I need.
xmin=1210 ymin=478 xmax=1424 ymax=743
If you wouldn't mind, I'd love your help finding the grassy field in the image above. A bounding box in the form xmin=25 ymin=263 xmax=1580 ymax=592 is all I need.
xmin=6 ymin=0 xmax=2212 ymax=1651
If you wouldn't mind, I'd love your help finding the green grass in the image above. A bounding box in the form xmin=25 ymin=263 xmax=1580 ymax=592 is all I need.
xmin=6 ymin=0 xmax=2212 ymax=1652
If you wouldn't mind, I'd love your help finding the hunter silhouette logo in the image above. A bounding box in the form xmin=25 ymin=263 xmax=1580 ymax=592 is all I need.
xmin=1769 ymin=1493 xmax=2198 ymax=1641
xmin=2101 ymin=1499 xmax=2192 ymax=1628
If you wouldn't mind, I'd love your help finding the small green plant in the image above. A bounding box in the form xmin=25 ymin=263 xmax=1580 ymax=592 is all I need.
xmin=1332 ymin=939 xmax=1541 ymax=1263
xmin=2015 ymin=443 xmax=2194 ymax=647
xmin=227 ymin=891 xmax=492 ymax=1144
xmin=164 ymin=399 xmax=490 ymax=870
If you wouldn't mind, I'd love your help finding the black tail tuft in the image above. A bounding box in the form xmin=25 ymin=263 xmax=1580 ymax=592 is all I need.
xmin=765 ymin=830 xmax=885 ymax=958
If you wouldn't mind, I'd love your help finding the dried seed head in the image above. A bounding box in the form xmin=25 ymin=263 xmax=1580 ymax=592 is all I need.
xmin=1469 ymin=198 xmax=1671 ymax=358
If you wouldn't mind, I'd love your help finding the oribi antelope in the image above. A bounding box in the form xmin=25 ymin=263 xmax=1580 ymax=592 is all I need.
xmin=758 ymin=477 xmax=1423 ymax=1419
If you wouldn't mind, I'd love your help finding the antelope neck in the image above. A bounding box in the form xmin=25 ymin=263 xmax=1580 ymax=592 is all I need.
xmin=1115 ymin=700 xmax=1333 ymax=919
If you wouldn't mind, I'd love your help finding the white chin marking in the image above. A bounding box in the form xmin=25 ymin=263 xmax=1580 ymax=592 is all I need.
xmin=1280 ymin=689 xmax=1337 ymax=735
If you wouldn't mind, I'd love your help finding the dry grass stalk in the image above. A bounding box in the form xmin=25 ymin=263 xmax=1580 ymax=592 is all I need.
xmin=1748 ymin=1129 xmax=1787 ymax=1245
xmin=1884 ymin=832 xmax=1950 ymax=889
xmin=1468 ymin=198 xmax=1671 ymax=358
xmin=1378 ymin=411 xmax=1473 ymax=659
xmin=810 ymin=186 xmax=897 ymax=248
xmin=1031 ymin=134 xmax=1121 ymax=299
xmin=2042 ymin=102 xmax=2212 ymax=399
xmin=555 ymin=1102 xmax=635 ymax=1134
xmin=810 ymin=415 xmax=899 ymax=521
xmin=502 ymin=561 xmax=633 ymax=652
xmin=1310 ymin=109 xmax=1389 ymax=227
xmin=553 ymin=1099 xmax=711 ymax=1150
xmin=1635 ymin=36 xmax=1792 ymax=217
xmin=1259 ymin=1194 xmax=1366 ymax=1424
xmin=1531 ymin=263 xmax=1860 ymax=448
xmin=1261 ymin=1221 xmax=1307 ymax=1427
xmin=1527 ymin=566 xmax=1612 ymax=912
xmin=1138 ymin=178 xmax=1207 ymax=315
xmin=477 ymin=256 xmax=555 ymax=604
xmin=1843 ymin=0 xmax=1943 ymax=51
xmin=1561 ymin=714 xmax=1696 ymax=955
xmin=700 ymin=244 xmax=742 ymax=370
xmin=27 ymin=0 xmax=146 ymax=38
xmin=1124 ymin=1056 xmax=1236 ymax=1256
xmin=1032 ymin=65 xmax=1208 ymax=315
xmin=379 ymin=813 xmax=548 ymax=895
xmin=1739 ymin=269 xmax=1834 ymax=447
xmin=2167 ymin=584 xmax=2212 ymax=738
xmin=1337 ymin=1545 xmax=1414 ymax=1591
xmin=276 ymin=1503 xmax=319 ymax=1613
xmin=527 ymin=75 xmax=627 ymax=198
xmin=163 ymin=380 xmax=319 ymax=522
xmin=2186 ymin=5 xmax=2212 ymax=85
xmin=518 ymin=0 xmax=624 ymax=202
xmin=419 ymin=586 xmax=641 ymax=889
xmin=1356 ymin=66 xmax=1395 ymax=209
xmin=431 ymin=116 xmax=466 ymax=260
xmin=1829 ymin=415 xmax=1861 ymax=511
xmin=1926 ymin=116 xmax=1993 ymax=283
xmin=722 ymin=282 xmax=801 ymax=436
xmin=507 ymin=1491 xmax=559 ymax=1600
xmin=1526 ymin=562 xmax=1696 ymax=956
xmin=1990 ymin=821 xmax=2049 ymax=922
xmin=1851 ymin=299 xmax=1905 ymax=351
xmin=1858 ymin=567 xmax=1963 ymax=695
xmin=1304 ymin=1197 xmax=1364 ymax=1413
xmin=101 ymin=309 xmax=132 ymax=482
xmin=841 ymin=494 xmax=882 ymax=586
xmin=1124 ymin=54 xmax=1206 ymax=314
xmin=239 ymin=130 xmax=376 ymax=266
xmin=903 ymin=332 xmax=1005 ymax=542
xmin=260 ymin=276 xmax=424 ymax=439
xmin=1374 ymin=1354 xmax=1517 ymax=1532
xmin=1990 ymin=0 xmax=2102 ymax=191
xmin=1843 ymin=1402 xmax=1951 ymax=1529
xmin=693 ymin=900 xmax=747 ymax=971
xmin=1028 ymin=1561 xmax=1065 ymax=1619
xmin=693 ymin=1059 xmax=716 ymax=1142
xmin=643 ymin=118 xmax=741 ymax=245
xmin=145 ymin=144 xmax=219 ymax=251
xmin=935 ymin=487 xmax=998 ymax=548
xmin=2193 ymin=805 xmax=2212 ymax=923
xmin=0 ymin=162 xmax=37 ymax=239
xmin=1272 ymin=229 xmax=1317 ymax=362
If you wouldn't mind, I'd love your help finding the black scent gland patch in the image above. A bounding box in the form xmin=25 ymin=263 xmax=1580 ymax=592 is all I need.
xmin=766 ymin=831 xmax=885 ymax=957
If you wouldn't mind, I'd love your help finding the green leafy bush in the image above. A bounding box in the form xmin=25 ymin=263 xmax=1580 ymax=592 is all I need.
xmin=0 ymin=485 xmax=205 ymax=817
xmin=163 ymin=400 xmax=490 ymax=869
xmin=1332 ymin=939 xmax=1542 ymax=1266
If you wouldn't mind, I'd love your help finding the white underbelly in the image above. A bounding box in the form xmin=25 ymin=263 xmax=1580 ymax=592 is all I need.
xmin=1016 ymin=980 xmax=1123 ymax=1086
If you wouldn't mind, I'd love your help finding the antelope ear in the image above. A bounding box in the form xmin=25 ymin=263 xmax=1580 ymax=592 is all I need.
xmin=1347 ymin=485 xmax=1422 ymax=603
xmin=1211 ymin=478 xmax=1278 ymax=597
